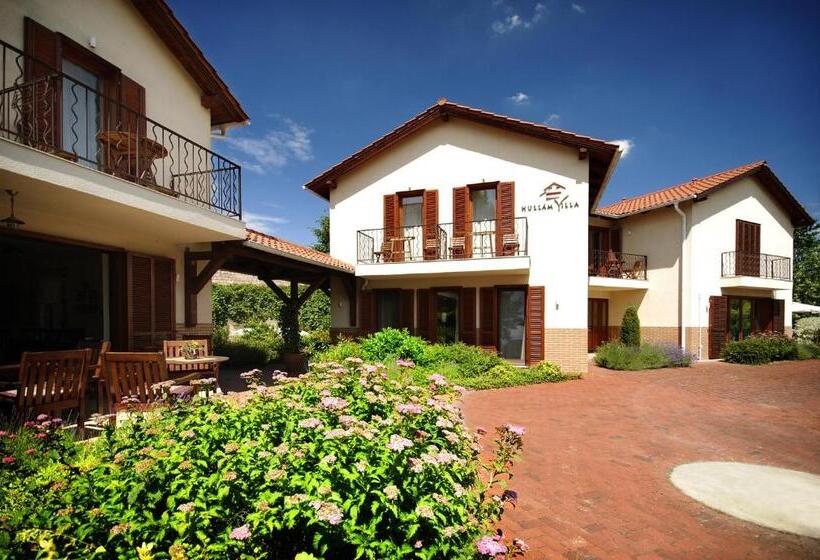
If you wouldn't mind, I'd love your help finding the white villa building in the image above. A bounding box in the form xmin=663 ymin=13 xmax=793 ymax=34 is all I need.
xmin=308 ymin=100 xmax=813 ymax=372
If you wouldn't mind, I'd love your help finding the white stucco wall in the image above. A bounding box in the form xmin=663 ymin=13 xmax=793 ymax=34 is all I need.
xmin=1 ymin=0 xmax=212 ymax=148
xmin=688 ymin=176 xmax=794 ymax=328
xmin=328 ymin=117 xmax=591 ymax=329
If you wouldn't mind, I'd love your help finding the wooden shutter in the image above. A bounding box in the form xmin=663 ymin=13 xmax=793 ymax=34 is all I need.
xmin=610 ymin=229 xmax=622 ymax=253
xmin=359 ymin=290 xmax=374 ymax=335
xmin=383 ymin=194 xmax=400 ymax=262
xmin=479 ymin=287 xmax=498 ymax=351
xmin=453 ymin=187 xmax=471 ymax=257
xmin=736 ymin=220 xmax=761 ymax=276
xmin=708 ymin=295 xmax=728 ymax=359
xmin=120 ymin=74 xmax=146 ymax=135
xmin=400 ymin=290 xmax=414 ymax=331
xmin=459 ymin=287 xmax=477 ymax=345
xmin=416 ymin=289 xmax=430 ymax=339
xmin=495 ymin=182 xmax=515 ymax=255
xmin=23 ymin=18 xmax=61 ymax=150
xmin=773 ymin=299 xmax=785 ymax=334
xmin=127 ymin=254 xmax=175 ymax=351
xmin=422 ymin=190 xmax=439 ymax=260
xmin=525 ymin=286 xmax=545 ymax=365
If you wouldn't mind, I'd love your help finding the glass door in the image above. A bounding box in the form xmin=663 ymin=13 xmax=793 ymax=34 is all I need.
xmin=498 ymin=288 xmax=526 ymax=361
xmin=62 ymin=59 xmax=101 ymax=167
xmin=470 ymin=187 xmax=497 ymax=257
xmin=435 ymin=290 xmax=459 ymax=343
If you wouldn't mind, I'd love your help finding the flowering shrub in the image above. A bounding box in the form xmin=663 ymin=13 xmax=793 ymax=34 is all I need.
xmin=0 ymin=361 xmax=526 ymax=559
xmin=594 ymin=341 xmax=694 ymax=370
xmin=721 ymin=333 xmax=798 ymax=364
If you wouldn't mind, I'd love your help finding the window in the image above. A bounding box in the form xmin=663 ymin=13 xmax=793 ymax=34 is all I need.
xmin=470 ymin=187 xmax=496 ymax=222
xmin=375 ymin=291 xmax=401 ymax=330
xmin=498 ymin=288 xmax=526 ymax=360
xmin=728 ymin=297 xmax=774 ymax=341
xmin=400 ymin=195 xmax=423 ymax=228
xmin=435 ymin=290 xmax=459 ymax=343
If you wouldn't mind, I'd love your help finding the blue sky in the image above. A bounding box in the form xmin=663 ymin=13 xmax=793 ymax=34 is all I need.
xmin=172 ymin=0 xmax=820 ymax=245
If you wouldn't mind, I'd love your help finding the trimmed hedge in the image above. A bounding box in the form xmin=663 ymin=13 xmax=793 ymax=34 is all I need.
xmin=721 ymin=334 xmax=798 ymax=364
xmin=594 ymin=341 xmax=695 ymax=371
xmin=620 ymin=306 xmax=641 ymax=347
xmin=212 ymin=284 xmax=330 ymax=332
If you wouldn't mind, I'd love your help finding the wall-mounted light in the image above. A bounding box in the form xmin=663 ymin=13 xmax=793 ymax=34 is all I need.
xmin=88 ymin=36 xmax=97 ymax=48
xmin=1 ymin=190 xmax=24 ymax=229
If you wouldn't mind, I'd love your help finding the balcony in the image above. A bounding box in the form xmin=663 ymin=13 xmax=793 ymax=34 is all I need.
xmin=355 ymin=217 xmax=529 ymax=278
xmin=720 ymin=251 xmax=791 ymax=290
xmin=0 ymin=40 xmax=241 ymax=219
xmin=588 ymin=250 xmax=648 ymax=290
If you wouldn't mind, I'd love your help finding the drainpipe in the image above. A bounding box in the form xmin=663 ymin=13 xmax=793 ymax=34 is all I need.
xmin=673 ymin=202 xmax=687 ymax=352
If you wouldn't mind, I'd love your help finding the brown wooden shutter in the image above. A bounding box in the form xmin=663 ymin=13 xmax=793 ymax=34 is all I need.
xmin=525 ymin=286 xmax=545 ymax=365
xmin=459 ymin=287 xmax=477 ymax=345
xmin=23 ymin=18 xmax=61 ymax=150
xmin=610 ymin=229 xmax=622 ymax=253
xmin=422 ymin=190 xmax=439 ymax=260
xmin=120 ymin=74 xmax=146 ymax=135
xmin=708 ymin=295 xmax=729 ymax=359
xmin=359 ymin=290 xmax=374 ymax=335
xmin=773 ymin=299 xmax=785 ymax=334
xmin=399 ymin=290 xmax=414 ymax=332
xmin=453 ymin=186 xmax=471 ymax=257
xmin=427 ymin=289 xmax=438 ymax=342
xmin=416 ymin=289 xmax=430 ymax=339
xmin=127 ymin=254 xmax=175 ymax=351
xmin=479 ymin=287 xmax=498 ymax=351
xmin=495 ymin=182 xmax=515 ymax=255
xmin=383 ymin=194 xmax=400 ymax=262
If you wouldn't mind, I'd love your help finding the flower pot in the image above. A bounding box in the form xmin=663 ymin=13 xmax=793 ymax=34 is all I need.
xmin=282 ymin=352 xmax=308 ymax=375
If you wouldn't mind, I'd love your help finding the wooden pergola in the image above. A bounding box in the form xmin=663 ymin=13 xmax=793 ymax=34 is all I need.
xmin=183 ymin=230 xmax=356 ymax=336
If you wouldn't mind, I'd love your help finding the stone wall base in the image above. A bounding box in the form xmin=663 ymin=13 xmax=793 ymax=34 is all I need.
xmin=544 ymin=328 xmax=588 ymax=373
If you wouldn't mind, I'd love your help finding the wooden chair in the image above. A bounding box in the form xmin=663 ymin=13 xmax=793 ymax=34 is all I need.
xmin=0 ymin=349 xmax=90 ymax=429
xmin=101 ymin=352 xmax=194 ymax=412
xmin=423 ymin=237 xmax=440 ymax=260
xmin=502 ymin=233 xmax=520 ymax=256
xmin=449 ymin=236 xmax=466 ymax=259
xmin=626 ymin=259 xmax=645 ymax=280
xmin=163 ymin=339 xmax=220 ymax=383
xmin=373 ymin=241 xmax=394 ymax=263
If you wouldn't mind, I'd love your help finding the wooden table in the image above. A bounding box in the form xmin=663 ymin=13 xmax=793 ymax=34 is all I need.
xmin=165 ymin=356 xmax=229 ymax=366
xmin=473 ymin=230 xmax=496 ymax=257
xmin=97 ymin=130 xmax=169 ymax=188
xmin=389 ymin=236 xmax=415 ymax=260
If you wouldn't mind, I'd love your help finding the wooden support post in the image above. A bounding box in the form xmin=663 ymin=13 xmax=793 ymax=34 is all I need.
xmin=184 ymin=249 xmax=198 ymax=327
xmin=184 ymin=246 xmax=230 ymax=327
xmin=262 ymin=278 xmax=290 ymax=303
xmin=297 ymin=277 xmax=329 ymax=307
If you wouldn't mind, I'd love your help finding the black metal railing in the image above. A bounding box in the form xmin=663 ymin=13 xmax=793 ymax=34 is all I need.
xmin=588 ymin=250 xmax=647 ymax=280
xmin=0 ymin=40 xmax=241 ymax=218
xmin=721 ymin=251 xmax=791 ymax=281
xmin=357 ymin=217 xmax=528 ymax=264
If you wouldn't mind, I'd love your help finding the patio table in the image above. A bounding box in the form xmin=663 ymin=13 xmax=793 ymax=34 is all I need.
xmin=165 ymin=356 xmax=229 ymax=366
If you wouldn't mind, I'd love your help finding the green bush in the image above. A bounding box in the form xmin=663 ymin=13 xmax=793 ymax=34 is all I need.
xmin=213 ymin=322 xmax=282 ymax=366
xmin=423 ymin=343 xmax=505 ymax=378
xmin=593 ymin=341 xmax=695 ymax=371
xmin=0 ymin=361 xmax=527 ymax=559
xmin=721 ymin=334 xmax=798 ymax=364
xmin=795 ymin=316 xmax=820 ymax=345
xmin=360 ymin=328 xmax=428 ymax=364
xmin=529 ymin=360 xmax=570 ymax=382
xmin=796 ymin=342 xmax=820 ymax=360
xmin=302 ymin=330 xmax=332 ymax=359
xmin=212 ymin=283 xmax=330 ymax=332
xmin=620 ymin=306 xmax=641 ymax=346
xmin=314 ymin=339 xmax=364 ymax=363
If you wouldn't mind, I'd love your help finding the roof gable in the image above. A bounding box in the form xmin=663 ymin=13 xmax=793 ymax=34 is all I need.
xmin=304 ymin=99 xmax=621 ymax=204
xmin=130 ymin=0 xmax=248 ymax=128
xmin=595 ymin=161 xmax=814 ymax=227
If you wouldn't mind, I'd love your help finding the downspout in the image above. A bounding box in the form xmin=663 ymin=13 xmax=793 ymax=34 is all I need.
xmin=673 ymin=202 xmax=687 ymax=351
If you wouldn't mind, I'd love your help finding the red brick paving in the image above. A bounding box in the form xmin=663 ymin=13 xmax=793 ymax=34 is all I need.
xmin=461 ymin=360 xmax=820 ymax=559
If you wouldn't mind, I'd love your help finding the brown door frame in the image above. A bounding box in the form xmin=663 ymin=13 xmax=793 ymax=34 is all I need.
xmin=495 ymin=284 xmax=528 ymax=362
xmin=588 ymin=297 xmax=609 ymax=352
xmin=431 ymin=286 xmax=462 ymax=343
xmin=725 ymin=295 xmax=776 ymax=342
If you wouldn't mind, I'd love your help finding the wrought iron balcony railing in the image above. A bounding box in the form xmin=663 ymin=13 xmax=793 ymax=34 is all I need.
xmin=0 ymin=40 xmax=241 ymax=218
xmin=588 ymin=250 xmax=647 ymax=280
xmin=357 ymin=217 xmax=528 ymax=264
xmin=721 ymin=251 xmax=791 ymax=281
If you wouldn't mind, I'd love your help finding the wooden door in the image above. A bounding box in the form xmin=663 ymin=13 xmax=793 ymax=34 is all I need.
xmin=735 ymin=220 xmax=761 ymax=276
xmin=588 ymin=298 xmax=609 ymax=352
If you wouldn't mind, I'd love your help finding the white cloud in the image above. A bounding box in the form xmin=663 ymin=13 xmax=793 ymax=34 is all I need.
xmin=611 ymin=139 xmax=635 ymax=158
xmin=491 ymin=2 xmax=546 ymax=34
xmin=508 ymin=92 xmax=530 ymax=105
xmin=243 ymin=211 xmax=289 ymax=231
xmin=222 ymin=118 xmax=313 ymax=173
xmin=544 ymin=113 xmax=560 ymax=124
xmin=571 ymin=3 xmax=586 ymax=14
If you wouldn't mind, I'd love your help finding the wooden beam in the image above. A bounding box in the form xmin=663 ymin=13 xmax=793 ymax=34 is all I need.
xmin=262 ymin=278 xmax=290 ymax=304
xmin=190 ymin=251 xmax=228 ymax=295
xmin=297 ymin=277 xmax=328 ymax=307
xmin=184 ymin=250 xmax=198 ymax=327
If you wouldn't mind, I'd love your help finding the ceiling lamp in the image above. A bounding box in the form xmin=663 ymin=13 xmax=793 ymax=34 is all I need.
xmin=1 ymin=189 xmax=25 ymax=229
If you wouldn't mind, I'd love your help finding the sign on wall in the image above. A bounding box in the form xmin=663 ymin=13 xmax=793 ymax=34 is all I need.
xmin=521 ymin=182 xmax=580 ymax=214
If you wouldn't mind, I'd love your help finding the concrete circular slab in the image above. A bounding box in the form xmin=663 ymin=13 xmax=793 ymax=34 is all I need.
xmin=670 ymin=462 xmax=820 ymax=538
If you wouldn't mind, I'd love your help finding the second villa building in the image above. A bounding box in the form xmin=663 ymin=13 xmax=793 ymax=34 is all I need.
xmin=306 ymin=100 xmax=813 ymax=372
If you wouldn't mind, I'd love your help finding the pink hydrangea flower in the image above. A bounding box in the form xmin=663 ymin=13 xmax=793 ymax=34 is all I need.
xmin=396 ymin=403 xmax=424 ymax=415
xmin=298 ymin=418 xmax=323 ymax=429
xmin=386 ymin=434 xmax=413 ymax=452
xmin=396 ymin=359 xmax=415 ymax=368
xmin=428 ymin=374 xmax=447 ymax=386
xmin=230 ymin=524 xmax=251 ymax=540
xmin=320 ymin=396 xmax=349 ymax=410
xmin=505 ymin=424 xmax=526 ymax=436
xmin=476 ymin=536 xmax=507 ymax=556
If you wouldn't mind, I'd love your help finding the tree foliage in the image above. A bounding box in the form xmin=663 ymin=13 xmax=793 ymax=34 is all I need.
xmin=212 ymin=284 xmax=330 ymax=332
xmin=311 ymin=213 xmax=330 ymax=253
xmin=794 ymin=222 xmax=820 ymax=306
xmin=620 ymin=306 xmax=641 ymax=346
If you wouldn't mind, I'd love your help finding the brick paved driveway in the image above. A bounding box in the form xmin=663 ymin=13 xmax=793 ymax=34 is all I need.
xmin=462 ymin=360 xmax=820 ymax=559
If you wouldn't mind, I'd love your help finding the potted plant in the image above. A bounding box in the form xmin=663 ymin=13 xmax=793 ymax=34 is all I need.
xmin=279 ymin=303 xmax=307 ymax=374
xmin=181 ymin=340 xmax=201 ymax=360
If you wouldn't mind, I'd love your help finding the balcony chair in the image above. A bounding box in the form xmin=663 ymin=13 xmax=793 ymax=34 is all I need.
xmin=101 ymin=352 xmax=194 ymax=413
xmin=163 ymin=339 xmax=220 ymax=383
xmin=449 ymin=236 xmax=466 ymax=259
xmin=373 ymin=241 xmax=394 ymax=263
xmin=423 ymin=237 xmax=441 ymax=260
xmin=502 ymin=233 xmax=520 ymax=256
xmin=0 ymin=349 xmax=91 ymax=430
xmin=626 ymin=259 xmax=645 ymax=280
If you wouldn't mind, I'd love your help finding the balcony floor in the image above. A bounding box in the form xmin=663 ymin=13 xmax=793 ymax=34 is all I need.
xmin=720 ymin=275 xmax=792 ymax=291
xmin=588 ymin=275 xmax=648 ymax=291
xmin=356 ymin=255 xmax=530 ymax=279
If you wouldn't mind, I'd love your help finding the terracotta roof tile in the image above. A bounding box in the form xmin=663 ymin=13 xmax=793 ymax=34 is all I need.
xmin=596 ymin=161 xmax=767 ymax=217
xmin=244 ymin=229 xmax=354 ymax=273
